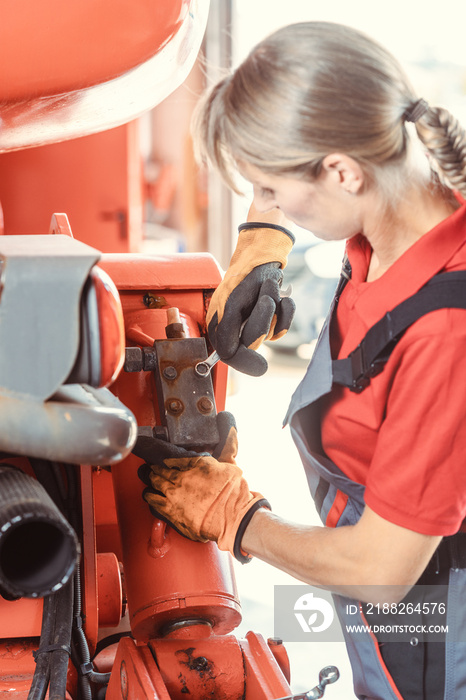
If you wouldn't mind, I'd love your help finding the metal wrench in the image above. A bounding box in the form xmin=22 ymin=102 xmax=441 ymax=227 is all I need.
xmin=275 ymin=666 xmax=340 ymax=700
xmin=194 ymin=350 xmax=221 ymax=377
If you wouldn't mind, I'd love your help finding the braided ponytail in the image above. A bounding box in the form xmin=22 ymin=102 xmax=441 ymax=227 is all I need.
xmin=414 ymin=106 xmax=466 ymax=197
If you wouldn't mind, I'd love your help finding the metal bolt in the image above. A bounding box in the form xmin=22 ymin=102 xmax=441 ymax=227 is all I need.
xmin=152 ymin=426 xmax=169 ymax=441
xmin=163 ymin=366 xmax=177 ymax=380
xmin=197 ymin=397 xmax=214 ymax=414
xmin=142 ymin=347 xmax=157 ymax=372
xmin=143 ymin=292 xmax=166 ymax=309
xmin=167 ymin=399 xmax=183 ymax=415
xmin=124 ymin=347 xmax=143 ymax=372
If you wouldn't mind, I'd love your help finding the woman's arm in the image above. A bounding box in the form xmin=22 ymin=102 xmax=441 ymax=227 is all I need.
xmin=242 ymin=505 xmax=442 ymax=604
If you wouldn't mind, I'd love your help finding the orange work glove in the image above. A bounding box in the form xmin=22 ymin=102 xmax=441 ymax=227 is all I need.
xmin=207 ymin=206 xmax=296 ymax=377
xmin=133 ymin=412 xmax=270 ymax=563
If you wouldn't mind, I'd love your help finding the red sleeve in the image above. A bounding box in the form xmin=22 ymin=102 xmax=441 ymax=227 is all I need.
xmin=365 ymin=308 xmax=466 ymax=535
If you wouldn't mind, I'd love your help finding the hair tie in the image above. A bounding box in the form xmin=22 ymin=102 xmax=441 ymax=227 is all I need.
xmin=404 ymin=98 xmax=429 ymax=123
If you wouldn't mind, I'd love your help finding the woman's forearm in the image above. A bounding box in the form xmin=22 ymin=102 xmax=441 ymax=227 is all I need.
xmin=241 ymin=506 xmax=441 ymax=604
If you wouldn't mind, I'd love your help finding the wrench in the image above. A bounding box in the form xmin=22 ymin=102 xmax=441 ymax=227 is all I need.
xmin=194 ymin=283 xmax=294 ymax=377
xmin=276 ymin=666 xmax=340 ymax=700
xmin=194 ymin=350 xmax=221 ymax=377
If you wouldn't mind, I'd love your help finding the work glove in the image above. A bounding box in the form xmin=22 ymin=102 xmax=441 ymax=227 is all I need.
xmin=207 ymin=210 xmax=296 ymax=377
xmin=133 ymin=412 xmax=270 ymax=563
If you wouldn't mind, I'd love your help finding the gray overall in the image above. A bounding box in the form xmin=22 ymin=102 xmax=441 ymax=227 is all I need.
xmin=283 ymin=275 xmax=466 ymax=700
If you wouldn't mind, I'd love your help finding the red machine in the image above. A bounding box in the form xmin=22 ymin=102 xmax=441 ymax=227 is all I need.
xmin=0 ymin=2 xmax=338 ymax=698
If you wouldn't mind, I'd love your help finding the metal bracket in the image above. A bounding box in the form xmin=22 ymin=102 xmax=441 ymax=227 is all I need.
xmin=153 ymin=337 xmax=219 ymax=450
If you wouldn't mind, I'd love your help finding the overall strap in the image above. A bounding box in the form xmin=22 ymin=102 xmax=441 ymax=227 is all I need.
xmin=332 ymin=271 xmax=466 ymax=393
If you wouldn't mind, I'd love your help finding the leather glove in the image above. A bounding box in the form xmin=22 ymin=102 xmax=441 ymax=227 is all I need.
xmin=133 ymin=412 xmax=270 ymax=563
xmin=207 ymin=210 xmax=296 ymax=377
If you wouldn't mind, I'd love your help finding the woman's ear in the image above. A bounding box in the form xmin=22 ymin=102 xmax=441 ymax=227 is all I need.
xmin=321 ymin=153 xmax=365 ymax=194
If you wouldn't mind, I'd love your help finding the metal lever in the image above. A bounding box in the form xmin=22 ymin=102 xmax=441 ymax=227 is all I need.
xmin=276 ymin=666 xmax=340 ymax=700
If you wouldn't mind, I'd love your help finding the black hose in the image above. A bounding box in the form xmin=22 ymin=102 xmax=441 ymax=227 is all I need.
xmin=29 ymin=459 xmax=67 ymax=516
xmin=49 ymin=579 xmax=74 ymax=700
xmin=0 ymin=465 xmax=79 ymax=598
xmin=26 ymin=460 xmax=112 ymax=698
xmin=25 ymin=460 xmax=79 ymax=699
xmin=93 ymin=632 xmax=132 ymax=659
xmin=27 ymin=595 xmax=57 ymax=700
xmin=72 ymin=565 xmax=93 ymax=700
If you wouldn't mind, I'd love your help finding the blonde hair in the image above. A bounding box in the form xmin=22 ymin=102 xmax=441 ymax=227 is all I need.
xmin=193 ymin=21 xmax=466 ymax=200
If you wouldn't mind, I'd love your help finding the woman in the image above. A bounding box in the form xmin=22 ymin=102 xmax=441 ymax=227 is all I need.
xmin=134 ymin=22 xmax=466 ymax=699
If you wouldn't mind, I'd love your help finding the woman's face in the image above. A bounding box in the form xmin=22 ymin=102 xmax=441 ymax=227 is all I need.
xmin=239 ymin=160 xmax=364 ymax=242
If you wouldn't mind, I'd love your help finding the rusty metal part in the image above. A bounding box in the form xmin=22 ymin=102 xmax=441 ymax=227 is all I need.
xmin=197 ymin=397 xmax=214 ymax=414
xmin=166 ymin=398 xmax=184 ymax=416
xmin=153 ymin=337 xmax=219 ymax=449
xmin=143 ymin=292 xmax=167 ymax=309
xmin=165 ymin=308 xmax=187 ymax=339
xmin=162 ymin=366 xmax=177 ymax=380
xmin=124 ymin=346 xmax=157 ymax=373
xmin=138 ymin=425 xmax=170 ymax=441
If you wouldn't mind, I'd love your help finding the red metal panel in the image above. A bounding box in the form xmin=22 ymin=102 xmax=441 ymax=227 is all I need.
xmin=100 ymin=253 xmax=224 ymax=290
xmin=0 ymin=599 xmax=42 ymax=639
xmin=0 ymin=124 xmax=143 ymax=252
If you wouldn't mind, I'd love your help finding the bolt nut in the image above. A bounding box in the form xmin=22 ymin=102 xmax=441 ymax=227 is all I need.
xmin=166 ymin=399 xmax=184 ymax=415
xmin=142 ymin=347 xmax=157 ymax=372
xmin=163 ymin=366 xmax=178 ymax=380
xmin=152 ymin=426 xmax=169 ymax=441
xmin=197 ymin=397 xmax=214 ymax=414
xmin=124 ymin=347 xmax=144 ymax=372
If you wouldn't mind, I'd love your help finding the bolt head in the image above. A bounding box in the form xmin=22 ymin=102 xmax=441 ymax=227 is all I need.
xmin=198 ymin=397 xmax=214 ymax=414
xmin=163 ymin=366 xmax=177 ymax=380
xmin=166 ymin=398 xmax=183 ymax=415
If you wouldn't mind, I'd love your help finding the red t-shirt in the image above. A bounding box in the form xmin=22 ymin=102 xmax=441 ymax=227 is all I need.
xmin=320 ymin=200 xmax=466 ymax=536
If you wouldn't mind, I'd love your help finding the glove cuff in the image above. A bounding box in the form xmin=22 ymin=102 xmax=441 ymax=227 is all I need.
xmin=233 ymin=495 xmax=271 ymax=564
xmin=233 ymin=225 xmax=294 ymax=271
xmin=238 ymin=221 xmax=295 ymax=245
xmin=206 ymin=224 xmax=294 ymax=328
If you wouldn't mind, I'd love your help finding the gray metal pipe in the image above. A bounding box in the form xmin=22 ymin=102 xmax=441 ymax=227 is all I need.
xmin=0 ymin=385 xmax=137 ymax=466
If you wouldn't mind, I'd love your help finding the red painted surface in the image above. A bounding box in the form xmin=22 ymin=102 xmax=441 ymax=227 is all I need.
xmin=0 ymin=0 xmax=189 ymax=101
xmin=0 ymin=123 xmax=144 ymax=253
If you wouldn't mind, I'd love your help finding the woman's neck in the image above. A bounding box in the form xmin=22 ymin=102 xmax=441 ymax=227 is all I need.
xmin=364 ymin=184 xmax=460 ymax=282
